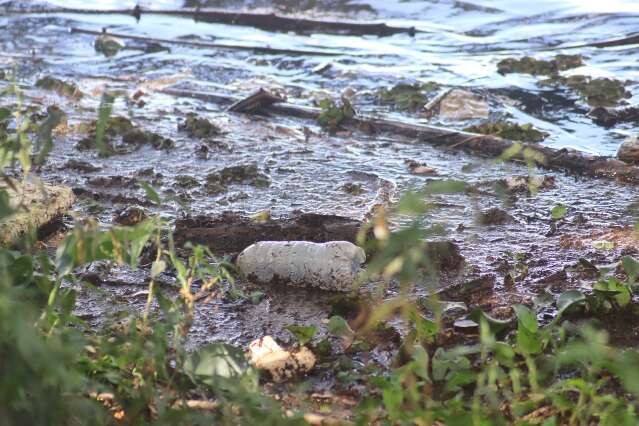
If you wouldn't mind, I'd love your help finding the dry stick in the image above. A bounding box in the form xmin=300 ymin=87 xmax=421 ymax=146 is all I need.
xmin=160 ymin=87 xmax=639 ymax=185
xmin=7 ymin=6 xmax=419 ymax=37
xmin=69 ymin=27 xmax=342 ymax=57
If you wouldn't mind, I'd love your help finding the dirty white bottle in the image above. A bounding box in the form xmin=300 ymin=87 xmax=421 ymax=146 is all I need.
xmin=236 ymin=241 xmax=366 ymax=292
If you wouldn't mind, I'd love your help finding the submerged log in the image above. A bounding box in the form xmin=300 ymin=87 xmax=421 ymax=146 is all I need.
xmin=161 ymin=87 xmax=639 ymax=185
xmin=8 ymin=6 xmax=418 ymax=37
xmin=0 ymin=179 xmax=74 ymax=245
xmin=174 ymin=212 xmax=363 ymax=253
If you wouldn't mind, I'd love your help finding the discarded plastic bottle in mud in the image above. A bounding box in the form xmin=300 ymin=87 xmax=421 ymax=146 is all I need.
xmin=236 ymin=241 xmax=366 ymax=292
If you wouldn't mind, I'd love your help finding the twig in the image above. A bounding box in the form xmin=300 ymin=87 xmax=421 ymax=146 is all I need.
xmin=159 ymin=87 xmax=639 ymax=185
xmin=6 ymin=6 xmax=419 ymax=37
xmin=69 ymin=27 xmax=343 ymax=57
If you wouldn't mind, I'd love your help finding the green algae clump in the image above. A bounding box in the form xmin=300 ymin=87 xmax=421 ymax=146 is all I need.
xmin=78 ymin=116 xmax=174 ymax=152
xmin=205 ymin=163 xmax=270 ymax=195
xmin=35 ymin=76 xmax=83 ymax=98
xmin=497 ymin=54 xmax=583 ymax=76
xmin=465 ymin=122 xmax=548 ymax=142
xmin=178 ymin=113 xmax=222 ymax=139
xmin=540 ymin=75 xmax=630 ymax=107
xmin=377 ymin=82 xmax=440 ymax=111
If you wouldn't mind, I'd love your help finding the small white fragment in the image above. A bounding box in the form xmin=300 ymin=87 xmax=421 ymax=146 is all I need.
xmin=236 ymin=240 xmax=366 ymax=292
xmin=248 ymin=336 xmax=316 ymax=383
xmin=617 ymin=135 xmax=639 ymax=164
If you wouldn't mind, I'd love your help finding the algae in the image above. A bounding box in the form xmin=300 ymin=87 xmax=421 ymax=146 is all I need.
xmin=78 ymin=116 xmax=174 ymax=152
xmin=35 ymin=76 xmax=83 ymax=98
xmin=540 ymin=75 xmax=630 ymax=107
xmin=465 ymin=122 xmax=548 ymax=142
xmin=497 ymin=54 xmax=583 ymax=76
xmin=377 ymin=82 xmax=440 ymax=111
xmin=178 ymin=113 xmax=222 ymax=139
xmin=205 ymin=163 xmax=270 ymax=195
xmin=317 ymin=98 xmax=356 ymax=133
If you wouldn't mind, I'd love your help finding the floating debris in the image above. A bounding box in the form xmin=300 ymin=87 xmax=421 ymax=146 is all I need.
xmin=94 ymin=34 xmax=124 ymax=57
xmin=228 ymin=88 xmax=284 ymax=114
xmin=237 ymin=241 xmax=366 ymax=291
xmin=248 ymin=336 xmax=316 ymax=383
xmin=405 ymin=160 xmax=438 ymax=175
xmin=498 ymin=175 xmax=556 ymax=194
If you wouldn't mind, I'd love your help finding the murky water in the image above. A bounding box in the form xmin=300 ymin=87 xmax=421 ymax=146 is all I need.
xmin=1 ymin=0 xmax=639 ymax=348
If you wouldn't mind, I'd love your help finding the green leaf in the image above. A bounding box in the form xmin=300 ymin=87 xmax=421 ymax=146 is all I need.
xmin=513 ymin=305 xmax=544 ymax=354
xmin=285 ymin=324 xmax=318 ymax=346
xmin=622 ymin=256 xmax=639 ymax=283
xmin=328 ymin=315 xmax=353 ymax=337
xmin=556 ymin=289 xmax=586 ymax=319
xmin=140 ymin=181 xmax=161 ymax=205
xmin=0 ymin=107 xmax=10 ymax=121
xmin=493 ymin=342 xmax=516 ymax=367
xmin=513 ymin=304 xmax=538 ymax=333
xmin=516 ymin=326 xmax=543 ymax=355
xmin=412 ymin=312 xmax=438 ymax=344
xmin=593 ymin=277 xmax=631 ymax=307
xmin=183 ymin=343 xmax=253 ymax=389
xmin=150 ymin=260 xmax=166 ymax=278
xmin=95 ymin=92 xmax=114 ymax=156
xmin=469 ymin=309 xmax=513 ymax=334
xmin=551 ymin=204 xmax=567 ymax=220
